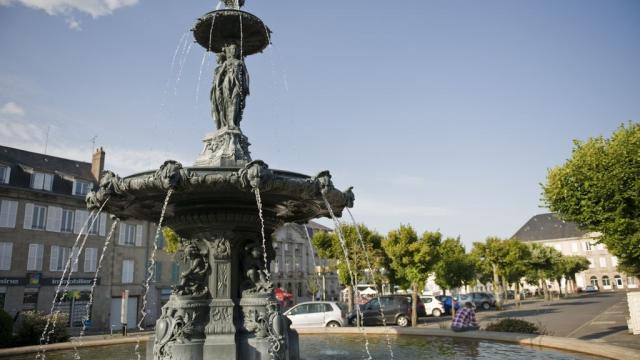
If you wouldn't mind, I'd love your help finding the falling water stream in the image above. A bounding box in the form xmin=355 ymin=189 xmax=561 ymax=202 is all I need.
xmin=321 ymin=195 xmax=373 ymax=360
xmin=253 ymin=188 xmax=271 ymax=279
xmin=72 ymin=219 xmax=120 ymax=360
xmin=38 ymin=199 xmax=110 ymax=359
xmin=135 ymin=189 xmax=174 ymax=360
xmin=346 ymin=208 xmax=395 ymax=359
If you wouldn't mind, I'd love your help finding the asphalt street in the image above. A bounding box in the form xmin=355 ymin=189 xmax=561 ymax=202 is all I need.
xmin=421 ymin=291 xmax=639 ymax=350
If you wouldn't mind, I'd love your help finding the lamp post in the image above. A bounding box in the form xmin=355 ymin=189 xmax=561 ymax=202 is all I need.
xmin=315 ymin=265 xmax=327 ymax=301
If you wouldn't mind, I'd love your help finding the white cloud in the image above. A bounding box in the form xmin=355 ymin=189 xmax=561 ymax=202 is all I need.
xmin=0 ymin=0 xmax=138 ymax=24
xmin=1 ymin=102 xmax=26 ymax=116
xmin=0 ymin=117 xmax=187 ymax=175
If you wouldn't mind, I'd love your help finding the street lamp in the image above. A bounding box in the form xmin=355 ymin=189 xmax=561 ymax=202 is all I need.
xmin=315 ymin=265 xmax=327 ymax=301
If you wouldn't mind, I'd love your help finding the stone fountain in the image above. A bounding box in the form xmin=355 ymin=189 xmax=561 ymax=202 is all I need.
xmin=85 ymin=1 xmax=354 ymax=359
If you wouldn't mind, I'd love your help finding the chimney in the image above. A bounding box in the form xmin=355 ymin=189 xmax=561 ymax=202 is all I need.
xmin=91 ymin=147 xmax=105 ymax=182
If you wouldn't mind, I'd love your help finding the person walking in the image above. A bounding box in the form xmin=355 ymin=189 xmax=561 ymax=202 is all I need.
xmin=451 ymin=302 xmax=479 ymax=332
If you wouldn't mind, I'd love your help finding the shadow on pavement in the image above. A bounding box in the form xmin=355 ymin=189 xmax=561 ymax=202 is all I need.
xmin=543 ymin=301 xmax=599 ymax=306
xmin=578 ymin=326 xmax=629 ymax=340
xmin=482 ymin=308 xmax=559 ymax=319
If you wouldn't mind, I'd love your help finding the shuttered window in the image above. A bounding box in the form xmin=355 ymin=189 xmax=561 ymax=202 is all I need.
xmin=0 ymin=165 xmax=10 ymax=184
xmin=30 ymin=172 xmax=53 ymax=191
xmin=84 ymin=248 xmax=98 ymax=273
xmin=0 ymin=200 xmax=18 ymax=228
xmin=122 ymin=260 xmax=134 ymax=284
xmin=0 ymin=242 xmax=13 ymax=270
xmin=27 ymin=243 xmax=44 ymax=271
xmin=61 ymin=209 xmax=74 ymax=233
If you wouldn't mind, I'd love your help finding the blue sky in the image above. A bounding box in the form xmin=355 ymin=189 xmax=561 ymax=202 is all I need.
xmin=1 ymin=0 xmax=639 ymax=248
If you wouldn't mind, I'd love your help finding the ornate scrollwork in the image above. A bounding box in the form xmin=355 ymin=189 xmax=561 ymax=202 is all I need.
xmin=206 ymin=306 xmax=234 ymax=335
xmin=210 ymin=238 xmax=231 ymax=260
xmin=154 ymin=306 xmax=201 ymax=359
xmin=155 ymin=160 xmax=190 ymax=190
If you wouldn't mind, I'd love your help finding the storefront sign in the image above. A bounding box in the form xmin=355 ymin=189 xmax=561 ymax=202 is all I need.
xmin=0 ymin=277 xmax=26 ymax=286
xmin=42 ymin=278 xmax=99 ymax=286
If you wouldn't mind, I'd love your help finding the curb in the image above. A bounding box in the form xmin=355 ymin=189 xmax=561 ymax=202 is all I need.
xmin=295 ymin=327 xmax=640 ymax=360
xmin=0 ymin=328 xmax=636 ymax=360
xmin=0 ymin=335 xmax=150 ymax=357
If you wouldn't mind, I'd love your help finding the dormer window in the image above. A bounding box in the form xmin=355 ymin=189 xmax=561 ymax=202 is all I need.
xmin=0 ymin=165 xmax=10 ymax=184
xmin=73 ymin=180 xmax=92 ymax=196
xmin=30 ymin=172 xmax=54 ymax=191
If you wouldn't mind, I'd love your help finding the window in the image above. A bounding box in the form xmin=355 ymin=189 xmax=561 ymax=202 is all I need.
xmin=599 ymin=257 xmax=607 ymax=268
xmin=84 ymin=248 xmax=98 ymax=273
xmin=628 ymin=277 xmax=637 ymax=286
xmin=153 ymin=262 xmax=162 ymax=282
xmin=614 ymin=275 xmax=623 ymax=287
xmin=23 ymin=289 xmax=38 ymax=310
xmin=602 ymin=276 xmax=611 ymax=287
xmin=171 ymin=263 xmax=180 ymax=282
xmin=30 ymin=205 xmax=47 ymax=230
xmin=611 ymin=256 xmax=618 ymax=267
xmin=87 ymin=213 xmax=101 ymax=235
xmin=27 ymin=244 xmax=44 ymax=271
xmin=49 ymin=246 xmax=77 ymax=272
xmin=119 ymin=223 xmax=142 ymax=246
xmin=30 ymin=172 xmax=53 ymax=191
xmin=289 ymin=304 xmax=309 ymax=315
xmin=122 ymin=260 xmax=134 ymax=283
xmin=0 ymin=199 xmax=18 ymax=228
xmin=585 ymin=242 xmax=592 ymax=251
xmin=61 ymin=209 xmax=74 ymax=233
xmin=590 ymin=276 xmax=598 ymax=287
xmin=0 ymin=165 xmax=10 ymax=184
xmin=0 ymin=242 xmax=13 ymax=270
xmin=73 ymin=180 xmax=92 ymax=196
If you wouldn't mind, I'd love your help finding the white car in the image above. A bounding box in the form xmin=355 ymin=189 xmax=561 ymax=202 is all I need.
xmin=420 ymin=295 xmax=444 ymax=317
xmin=284 ymin=301 xmax=345 ymax=328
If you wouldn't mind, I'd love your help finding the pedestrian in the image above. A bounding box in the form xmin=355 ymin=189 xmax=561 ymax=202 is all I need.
xmin=451 ymin=302 xmax=479 ymax=332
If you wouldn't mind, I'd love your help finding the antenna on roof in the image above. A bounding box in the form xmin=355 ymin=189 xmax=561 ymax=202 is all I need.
xmin=43 ymin=125 xmax=50 ymax=155
xmin=90 ymin=135 xmax=98 ymax=153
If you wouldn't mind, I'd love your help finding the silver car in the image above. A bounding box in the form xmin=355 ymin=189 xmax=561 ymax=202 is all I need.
xmin=283 ymin=301 xmax=345 ymax=328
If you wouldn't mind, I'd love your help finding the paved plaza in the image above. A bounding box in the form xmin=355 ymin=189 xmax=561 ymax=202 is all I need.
xmin=421 ymin=291 xmax=639 ymax=350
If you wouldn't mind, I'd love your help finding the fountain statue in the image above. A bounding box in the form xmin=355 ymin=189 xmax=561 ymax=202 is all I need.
xmin=85 ymin=1 xmax=354 ymax=359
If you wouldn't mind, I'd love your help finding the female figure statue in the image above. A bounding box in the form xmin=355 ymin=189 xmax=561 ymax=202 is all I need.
xmin=210 ymin=43 xmax=250 ymax=130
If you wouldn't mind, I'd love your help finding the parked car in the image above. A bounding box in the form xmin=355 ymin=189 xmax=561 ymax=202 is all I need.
xmin=420 ymin=295 xmax=445 ymax=317
xmin=435 ymin=295 xmax=460 ymax=314
xmin=583 ymin=285 xmax=599 ymax=293
xmin=347 ymin=295 xmax=425 ymax=327
xmin=456 ymin=292 xmax=496 ymax=310
xmin=283 ymin=301 xmax=345 ymax=328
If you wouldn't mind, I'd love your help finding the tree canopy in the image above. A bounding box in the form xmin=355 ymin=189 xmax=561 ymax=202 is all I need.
xmin=543 ymin=123 xmax=640 ymax=275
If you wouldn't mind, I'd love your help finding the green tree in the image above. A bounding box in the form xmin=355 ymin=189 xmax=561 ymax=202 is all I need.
xmin=382 ymin=225 xmax=441 ymax=327
xmin=562 ymin=255 xmax=591 ymax=294
xmin=471 ymin=237 xmax=509 ymax=309
xmin=162 ymin=227 xmax=180 ymax=254
xmin=528 ymin=243 xmax=562 ymax=301
xmin=433 ymin=238 xmax=476 ymax=317
xmin=311 ymin=223 xmax=384 ymax=311
xmin=501 ymin=239 xmax=531 ymax=307
xmin=543 ymin=123 xmax=640 ymax=275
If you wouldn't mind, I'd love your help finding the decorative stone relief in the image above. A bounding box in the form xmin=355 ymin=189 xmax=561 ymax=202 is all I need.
xmin=241 ymin=241 xmax=273 ymax=296
xmin=174 ymin=242 xmax=210 ymax=297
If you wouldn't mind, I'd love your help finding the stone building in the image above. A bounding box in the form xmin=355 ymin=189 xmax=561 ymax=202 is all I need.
xmin=0 ymin=145 xmax=174 ymax=331
xmin=513 ymin=213 xmax=639 ymax=291
xmin=271 ymin=222 xmax=340 ymax=303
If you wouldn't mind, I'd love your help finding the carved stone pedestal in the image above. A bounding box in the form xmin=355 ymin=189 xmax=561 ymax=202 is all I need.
xmin=195 ymin=128 xmax=251 ymax=167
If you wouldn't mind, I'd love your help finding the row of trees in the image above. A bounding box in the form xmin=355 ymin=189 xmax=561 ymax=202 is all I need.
xmin=312 ymin=224 xmax=590 ymax=326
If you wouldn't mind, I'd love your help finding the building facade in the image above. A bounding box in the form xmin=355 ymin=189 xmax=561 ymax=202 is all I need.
xmin=0 ymin=145 xmax=175 ymax=331
xmin=271 ymin=222 xmax=340 ymax=303
xmin=513 ymin=213 xmax=639 ymax=291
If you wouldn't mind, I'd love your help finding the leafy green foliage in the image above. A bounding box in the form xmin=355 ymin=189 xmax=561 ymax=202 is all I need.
xmin=485 ymin=318 xmax=541 ymax=334
xmin=543 ymin=123 xmax=640 ymax=275
xmin=13 ymin=311 xmax=69 ymax=346
xmin=162 ymin=227 xmax=180 ymax=254
xmin=433 ymin=238 xmax=476 ymax=294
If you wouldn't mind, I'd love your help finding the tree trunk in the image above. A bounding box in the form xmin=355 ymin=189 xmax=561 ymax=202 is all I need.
xmin=411 ymin=283 xmax=418 ymax=327
xmin=492 ymin=263 xmax=503 ymax=310
xmin=556 ymin=278 xmax=563 ymax=298
xmin=539 ymin=273 xmax=550 ymax=301
xmin=449 ymin=288 xmax=456 ymax=319
xmin=347 ymin=285 xmax=353 ymax=313
xmin=501 ymin=275 xmax=509 ymax=303
xmin=515 ymin=282 xmax=521 ymax=308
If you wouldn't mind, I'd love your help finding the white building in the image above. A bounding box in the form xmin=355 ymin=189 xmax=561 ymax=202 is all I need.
xmin=513 ymin=213 xmax=638 ymax=291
